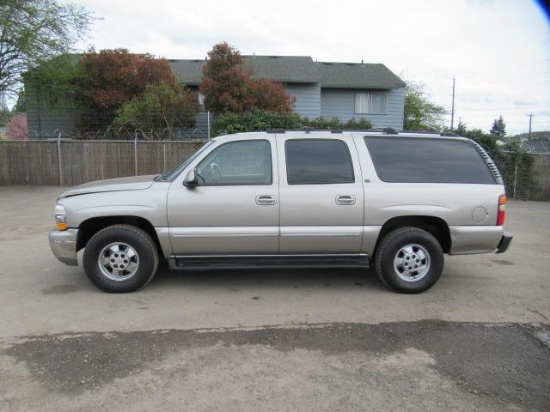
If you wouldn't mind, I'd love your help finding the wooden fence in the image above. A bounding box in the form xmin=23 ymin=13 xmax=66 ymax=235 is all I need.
xmin=1 ymin=140 xmax=549 ymax=200
xmin=0 ymin=140 xmax=204 ymax=186
xmin=530 ymin=153 xmax=550 ymax=200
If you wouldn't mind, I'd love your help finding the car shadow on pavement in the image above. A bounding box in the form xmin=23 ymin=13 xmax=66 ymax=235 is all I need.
xmin=149 ymin=264 xmax=385 ymax=293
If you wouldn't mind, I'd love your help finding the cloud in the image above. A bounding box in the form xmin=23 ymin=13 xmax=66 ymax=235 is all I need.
xmin=76 ymin=0 xmax=550 ymax=135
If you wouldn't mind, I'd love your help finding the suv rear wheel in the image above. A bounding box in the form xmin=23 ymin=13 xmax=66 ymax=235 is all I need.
xmin=374 ymin=227 xmax=444 ymax=293
xmin=83 ymin=224 xmax=159 ymax=293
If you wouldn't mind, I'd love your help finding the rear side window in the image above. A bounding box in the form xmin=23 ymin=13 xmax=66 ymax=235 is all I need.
xmin=365 ymin=136 xmax=497 ymax=184
xmin=286 ymin=139 xmax=355 ymax=184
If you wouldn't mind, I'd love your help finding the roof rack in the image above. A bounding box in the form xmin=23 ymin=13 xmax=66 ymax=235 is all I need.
xmin=262 ymin=128 xmax=460 ymax=137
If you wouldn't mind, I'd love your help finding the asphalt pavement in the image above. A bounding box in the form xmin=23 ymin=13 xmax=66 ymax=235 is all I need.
xmin=0 ymin=186 xmax=548 ymax=411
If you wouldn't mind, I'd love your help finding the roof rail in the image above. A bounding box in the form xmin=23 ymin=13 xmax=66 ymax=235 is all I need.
xmin=366 ymin=127 xmax=399 ymax=135
xmin=401 ymin=130 xmax=459 ymax=137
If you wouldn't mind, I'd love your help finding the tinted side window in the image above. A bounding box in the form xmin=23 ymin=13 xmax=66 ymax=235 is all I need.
xmin=286 ymin=139 xmax=355 ymax=185
xmin=197 ymin=140 xmax=272 ymax=186
xmin=365 ymin=136 xmax=496 ymax=184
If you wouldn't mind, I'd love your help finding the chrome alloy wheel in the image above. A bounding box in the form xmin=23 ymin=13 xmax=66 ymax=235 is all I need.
xmin=98 ymin=242 xmax=140 ymax=281
xmin=393 ymin=244 xmax=431 ymax=282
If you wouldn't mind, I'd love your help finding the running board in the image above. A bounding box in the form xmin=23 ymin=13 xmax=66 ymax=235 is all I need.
xmin=168 ymin=255 xmax=370 ymax=271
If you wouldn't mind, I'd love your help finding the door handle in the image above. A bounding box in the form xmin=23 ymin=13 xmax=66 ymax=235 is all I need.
xmin=335 ymin=195 xmax=356 ymax=205
xmin=256 ymin=195 xmax=277 ymax=205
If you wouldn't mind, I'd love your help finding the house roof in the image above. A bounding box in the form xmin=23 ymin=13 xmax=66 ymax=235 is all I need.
xmin=318 ymin=62 xmax=406 ymax=89
xmin=243 ymin=56 xmax=320 ymax=83
xmin=169 ymin=59 xmax=205 ymax=85
xmin=519 ymin=137 xmax=550 ymax=153
xmin=169 ymin=56 xmax=404 ymax=89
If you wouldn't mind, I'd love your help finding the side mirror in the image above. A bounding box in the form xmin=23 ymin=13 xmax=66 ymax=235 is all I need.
xmin=183 ymin=169 xmax=198 ymax=187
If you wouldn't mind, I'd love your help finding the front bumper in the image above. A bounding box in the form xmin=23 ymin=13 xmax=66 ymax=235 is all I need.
xmin=496 ymin=233 xmax=513 ymax=254
xmin=49 ymin=229 xmax=78 ymax=266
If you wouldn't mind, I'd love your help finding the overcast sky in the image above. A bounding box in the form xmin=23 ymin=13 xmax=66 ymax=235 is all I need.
xmin=76 ymin=0 xmax=549 ymax=136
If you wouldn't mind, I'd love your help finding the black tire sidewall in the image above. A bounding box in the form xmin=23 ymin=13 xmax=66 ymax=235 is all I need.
xmin=83 ymin=225 xmax=158 ymax=293
xmin=375 ymin=228 xmax=444 ymax=294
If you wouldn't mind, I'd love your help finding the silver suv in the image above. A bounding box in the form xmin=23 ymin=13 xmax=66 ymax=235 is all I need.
xmin=49 ymin=130 xmax=512 ymax=293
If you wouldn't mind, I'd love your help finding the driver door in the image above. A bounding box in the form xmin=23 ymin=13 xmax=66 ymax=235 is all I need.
xmin=167 ymin=137 xmax=279 ymax=256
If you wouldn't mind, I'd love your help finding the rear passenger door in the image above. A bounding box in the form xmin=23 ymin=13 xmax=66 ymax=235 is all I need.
xmin=278 ymin=136 xmax=364 ymax=254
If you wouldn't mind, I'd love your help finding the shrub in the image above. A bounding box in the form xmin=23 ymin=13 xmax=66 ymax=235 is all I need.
xmin=212 ymin=110 xmax=373 ymax=136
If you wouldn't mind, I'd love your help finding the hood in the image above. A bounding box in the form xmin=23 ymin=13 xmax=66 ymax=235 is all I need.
xmin=59 ymin=175 xmax=157 ymax=198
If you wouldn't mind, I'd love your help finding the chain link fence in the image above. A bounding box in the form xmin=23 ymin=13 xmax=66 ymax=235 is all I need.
xmin=0 ymin=139 xmax=549 ymax=200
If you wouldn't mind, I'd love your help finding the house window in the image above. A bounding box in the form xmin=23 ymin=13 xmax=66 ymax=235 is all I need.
xmin=355 ymin=92 xmax=387 ymax=114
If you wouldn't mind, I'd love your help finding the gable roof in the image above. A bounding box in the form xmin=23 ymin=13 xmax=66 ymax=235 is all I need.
xmin=168 ymin=55 xmax=404 ymax=89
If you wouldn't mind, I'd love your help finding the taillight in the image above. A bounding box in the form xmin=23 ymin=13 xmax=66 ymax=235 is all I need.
xmin=497 ymin=195 xmax=507 ymax=226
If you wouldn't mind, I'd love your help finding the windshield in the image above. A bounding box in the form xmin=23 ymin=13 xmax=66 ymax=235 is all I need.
xmin=160 ymin=140 xmax=215 ymax=182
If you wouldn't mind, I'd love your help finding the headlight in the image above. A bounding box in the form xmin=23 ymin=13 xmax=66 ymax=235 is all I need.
xmin=55 ymin=204 xmax=68 ymax=231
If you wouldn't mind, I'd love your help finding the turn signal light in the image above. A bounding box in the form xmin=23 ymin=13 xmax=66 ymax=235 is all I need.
xmin=56 ymin=222 xmax=68 ymax=231
xmin=496 ymin=195 xmax=507 ymax=226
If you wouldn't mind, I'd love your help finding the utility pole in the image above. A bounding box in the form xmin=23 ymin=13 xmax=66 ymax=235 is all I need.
xmin=526 ymin=114 xmax=534 ymax=139
xmin=450 ymin=78 xmax=456 ymax=130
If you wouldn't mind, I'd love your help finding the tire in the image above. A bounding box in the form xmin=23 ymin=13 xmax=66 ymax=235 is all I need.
xmin=83 ymin=224 xmax=159 ymax=293
xmin=374 ymin=227 xmax=444 ymax=294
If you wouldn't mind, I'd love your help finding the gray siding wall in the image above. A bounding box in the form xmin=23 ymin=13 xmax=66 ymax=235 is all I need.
xmin=284 ymin=83 xmax=321 ymax=118
xmin=321 ymin=87 xmax=404 ymax=129
xmin=27 ymin=107 xmax=82 ymax=139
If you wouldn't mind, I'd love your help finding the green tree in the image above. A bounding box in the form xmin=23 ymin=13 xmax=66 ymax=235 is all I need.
xmin=0 ymin=0 xmax=95 ymax=95
xmin=404 ymin=80 xmax=447 ymax=131
xmin=455 ymin=120 xmax=467 ymax=136
xmin=23 ymin=53 xmax=82 ymax=111
xmin=113 ymin=83 xmax=200 ymax=139
xmin=0 ymin=100 xmax=11 ymax=127
xmin=490 ymin=115 xmax=507 ymax=138
xmin=447 ymin=122 xmax=536 ymax=199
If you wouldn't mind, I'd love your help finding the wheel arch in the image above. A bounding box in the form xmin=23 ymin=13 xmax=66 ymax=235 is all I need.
xmin=77 ymin=216 xmax=163 ymax=257
xmin=375 ymin=216 xmax=451 ymax=255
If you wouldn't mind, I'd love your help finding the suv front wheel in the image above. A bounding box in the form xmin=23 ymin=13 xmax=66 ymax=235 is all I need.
xmin=83 ymin=224 xmax=159 ymax=293
xmin=374 ymin=227 xmax=444 ymax=293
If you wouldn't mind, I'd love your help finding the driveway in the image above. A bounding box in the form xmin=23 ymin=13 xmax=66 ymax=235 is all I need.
xmin=0 ymin=186 xmax=548 ymax=411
